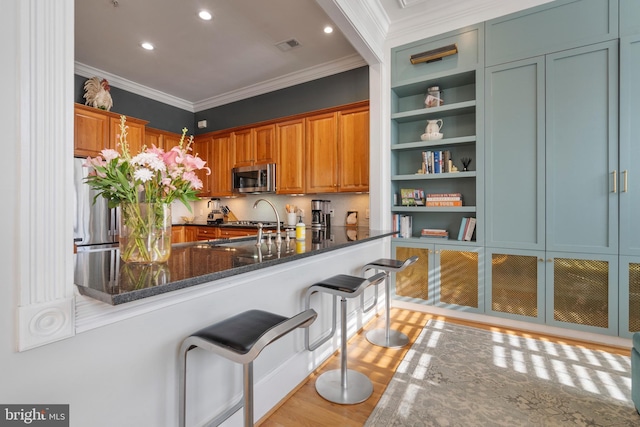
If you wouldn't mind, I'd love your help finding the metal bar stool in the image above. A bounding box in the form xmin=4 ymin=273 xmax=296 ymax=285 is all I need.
xmin=179 ymin=308 xmax=317 ymax=427
xmin=304 ymin=272 xmax=387 ymax=404
xmin=361 ymin=256 xmax=419 ymax=348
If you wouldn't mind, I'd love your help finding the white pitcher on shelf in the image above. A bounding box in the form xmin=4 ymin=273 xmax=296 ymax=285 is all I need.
xmin=425 ymin=119 xmax=443 ymax=134
xmin=421 ymin=119 xmax=443 ymax=141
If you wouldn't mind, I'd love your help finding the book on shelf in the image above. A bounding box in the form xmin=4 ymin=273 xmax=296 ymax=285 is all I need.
xmin=400 ymin=188 xmax=425 ymax=206
xmin=400 ymin=215 xmax=413 ymax=238
xmin=425 ymin=200 xmax=463 ymax=207
xmin=421 ymin=151 xmax=451 ymax=174
xmin=457 ymin=217 xmax=468 ymax=241
xmin=426 ymin=192 xmax=462 ymax=202
xmin=463 ymin=217 xmax=476 ymax=241
xmin=421 ymin=228 xmax=448 ymax=239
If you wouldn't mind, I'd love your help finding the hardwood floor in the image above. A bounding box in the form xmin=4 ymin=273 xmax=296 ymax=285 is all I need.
xmin=258 ymin=308 xmax=630 ymax=426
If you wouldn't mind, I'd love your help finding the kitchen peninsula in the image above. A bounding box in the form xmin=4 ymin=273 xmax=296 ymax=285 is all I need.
xmin=75 ymin=226 xmax=393 ymax=305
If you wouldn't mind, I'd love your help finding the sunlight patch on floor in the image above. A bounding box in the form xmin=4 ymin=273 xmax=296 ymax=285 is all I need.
xmin=487 ymin=331 xmax=631 ymax=403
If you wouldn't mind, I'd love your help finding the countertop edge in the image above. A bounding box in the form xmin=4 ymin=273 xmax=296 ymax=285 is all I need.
xmin=76 ymin=229 xmax=394 ymax=305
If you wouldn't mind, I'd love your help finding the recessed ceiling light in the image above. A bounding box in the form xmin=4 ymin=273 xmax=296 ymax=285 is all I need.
xmin=198 ymin=10 xmax=212 ymax=20
xmin=324 ymin=26 xmax=334 ymax=34
xmin=141 ymin=42 xmax=154 ymax=51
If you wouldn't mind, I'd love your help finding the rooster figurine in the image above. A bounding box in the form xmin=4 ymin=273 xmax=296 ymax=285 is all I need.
xmin=83 ymin=76 xmax=113 ymax=111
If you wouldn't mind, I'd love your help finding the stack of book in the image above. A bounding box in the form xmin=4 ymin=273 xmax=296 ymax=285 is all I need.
xmin=422 ymin=150 xmax=452 ymax=174
xmin=420 ymin=228 xmax=449 ymax=239
xmin=426 ymin=193 xmax=462 ymax=207
xmin=393 ymin=214 xmax=413 ymax=238
xmin=457 ymin=217 xmax=477 ymax=241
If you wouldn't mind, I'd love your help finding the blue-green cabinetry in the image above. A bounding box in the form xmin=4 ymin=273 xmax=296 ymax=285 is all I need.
xmin=393 ymin=0 xmax=636 ymax=339
xmin=618 ymin=26 xmax=640 ymax=337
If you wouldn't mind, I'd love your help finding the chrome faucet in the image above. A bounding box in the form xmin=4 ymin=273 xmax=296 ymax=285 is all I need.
xmin=253 ymin=198 xmax=282 ymax=249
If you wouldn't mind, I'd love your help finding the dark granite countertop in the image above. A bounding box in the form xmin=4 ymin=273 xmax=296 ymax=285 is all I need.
xmin=74 ymin=227 xmax=393 ymax=305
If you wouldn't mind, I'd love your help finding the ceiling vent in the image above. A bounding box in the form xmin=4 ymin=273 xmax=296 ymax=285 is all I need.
xmin=275 ymin=38 xmax=302 ymax=52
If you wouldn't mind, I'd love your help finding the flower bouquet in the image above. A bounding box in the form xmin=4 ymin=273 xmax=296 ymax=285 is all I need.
xmin=83 ymin=116 xmax=210 ymax=263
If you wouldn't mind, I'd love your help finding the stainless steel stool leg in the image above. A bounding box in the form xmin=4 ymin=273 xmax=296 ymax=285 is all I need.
xmin=244 ymin=361 xmax=253 ymax=427
xmin=365 ymin=273 xmax=409 ymax=348
xmin=315 ymin=297 xmax=373 ymax=404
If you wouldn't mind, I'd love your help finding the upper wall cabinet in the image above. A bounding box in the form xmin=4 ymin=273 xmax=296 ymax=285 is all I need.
xmin=74 ymin=103 xmax=148 ymax=158
xmin=485 ymin=0 xmax=618 ymax=67
xmin=232 ymin=124 xmax=276 ymax=168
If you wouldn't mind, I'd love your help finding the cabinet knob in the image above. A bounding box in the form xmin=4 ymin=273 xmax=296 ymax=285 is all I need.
xmin=547 ymin=258 xmax=552 ymax=262
xmin=538 ymin=258 xmax=543 ymax=262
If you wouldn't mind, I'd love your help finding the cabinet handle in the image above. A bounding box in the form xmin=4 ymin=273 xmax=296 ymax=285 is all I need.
xmin=612 ymin=170 xmax=617 ymax=193
xmin=623 ymin=170 xmax=628 ymax=193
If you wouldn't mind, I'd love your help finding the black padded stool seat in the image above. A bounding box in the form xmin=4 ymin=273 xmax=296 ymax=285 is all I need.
xmin=313 ymin=274 xmax=374 ymax=294
xmin=179 ymin=309 xmax=317 ymax=427
xmin=304 ymin=272 xmax=387 ymax=405
xmin=191 ymin=310 xmax=288 ymax=355
xmin=361 ymin=256 xmax=419 ymax=349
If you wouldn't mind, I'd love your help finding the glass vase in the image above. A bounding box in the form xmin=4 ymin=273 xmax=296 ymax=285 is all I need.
xmin=119 ymin=202 xmax=171 ymax=263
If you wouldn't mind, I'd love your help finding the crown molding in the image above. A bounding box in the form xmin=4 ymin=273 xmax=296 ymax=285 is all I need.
xmin=77 ymin=54 xmax=366 ymax=114
xmin=192 ymin=54 xmax=367 ymax=112
xmin=75 ymin=62 xmax=195 ymax=112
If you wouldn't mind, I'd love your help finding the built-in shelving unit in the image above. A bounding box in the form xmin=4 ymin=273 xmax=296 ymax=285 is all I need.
xmin=390 ymin=27 xmax=483 ymax=244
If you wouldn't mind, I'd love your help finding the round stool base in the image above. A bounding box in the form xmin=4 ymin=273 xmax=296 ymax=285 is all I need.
xmin=315 ymin=369 xmax=373 ymax=404
xmin=366 ymin=328 xmax=409 ymax=349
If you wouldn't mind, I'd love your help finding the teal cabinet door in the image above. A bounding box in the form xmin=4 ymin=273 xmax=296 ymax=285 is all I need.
xmin=619 ymin=256 xmax=640 ymax=338
xmin=485 ymin=57 xmax=545 ymax=250
xmin=619 ymin=35 xmax=640 ymax=257
xmin=545 ymin=41 xmax=619 ymax=255
xmin=545 ymin=251 xmax=618 ymax=336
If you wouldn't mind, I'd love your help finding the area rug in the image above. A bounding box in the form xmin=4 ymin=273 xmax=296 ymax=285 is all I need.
xmin=365 ymin=320 xmax=637 ymax=427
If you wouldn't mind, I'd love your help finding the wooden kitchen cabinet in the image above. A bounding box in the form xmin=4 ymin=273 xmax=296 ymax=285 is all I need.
xmin=109 ymin=116 xmax=146 ymax=155
xmin=74 ymin=104 xmax=148 ymax=157
xmin=232 ymin=129 xmax=253 ymax=167
xmin=233 ymin=124 xmax=276 ymax=167
xmin=195 ymin=226 xmax=218 ymax=241
xmin=210 ymin=133 xmax=234 ymax=197
xmin=276 ymin=118 xmax=305 ymax=194
xmin=218 ymin=227 xmax=258 ymax=238
xmin=171 ymin=226 xmax=185 ymax=243
xmin=305 ymin=112 xmax=339 ymax=193
xmin=253 ymin=124 xmax=276 ymax=164
xmin=305 ymin=105 xmax=369 ymax=193
xmin=74 ymin=104 xmax=110 ymax=157
xmin=338 ymin=106 xmax=369 ymax=192
xmin=146 ymin=127 xmax=185 ymax=151
xmin=184 ymin=226 xmax=197 ymax=242
xmin=193 ymin=135 xmax=213 ymax=197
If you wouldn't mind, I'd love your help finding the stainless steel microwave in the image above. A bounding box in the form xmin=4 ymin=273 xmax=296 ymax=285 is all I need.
xmin=232 ymin=163 xmax=276 ymax=193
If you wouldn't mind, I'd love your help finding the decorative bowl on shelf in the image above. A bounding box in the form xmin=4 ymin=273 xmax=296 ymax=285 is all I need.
xmin=181 ymin=216 xmax=195 ymax=224
xmin=420 ymin=132 xmax=443 ymax=141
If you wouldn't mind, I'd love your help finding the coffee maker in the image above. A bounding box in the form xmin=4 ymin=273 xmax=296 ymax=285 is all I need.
xmin=311 ymin=200 xmax=323 ymax=229
xmin=311 ymin=199 xmax=331 ymax=229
